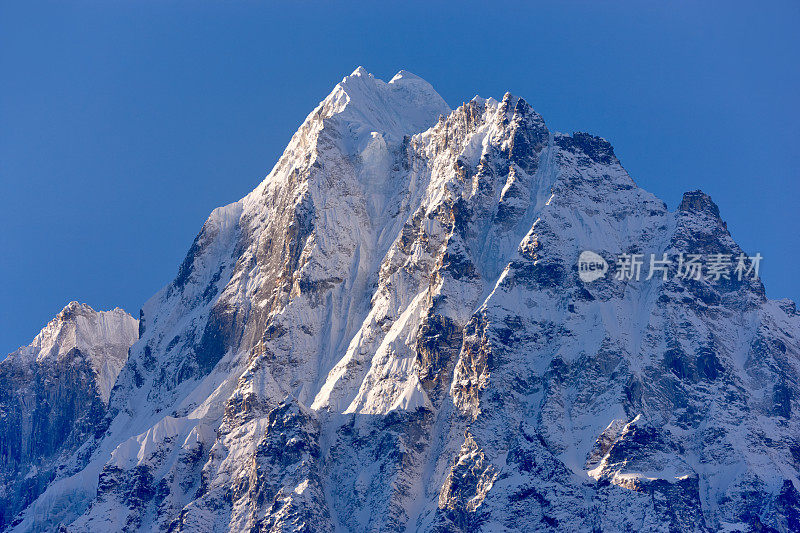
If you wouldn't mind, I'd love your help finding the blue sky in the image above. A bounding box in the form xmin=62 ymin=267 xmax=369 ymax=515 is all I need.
xmin=1 ymin=1 xmax=798 ymax=353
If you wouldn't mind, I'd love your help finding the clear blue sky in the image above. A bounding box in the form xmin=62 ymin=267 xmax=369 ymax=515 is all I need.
xmin=1 ymin=1 xmax=798 ymax=353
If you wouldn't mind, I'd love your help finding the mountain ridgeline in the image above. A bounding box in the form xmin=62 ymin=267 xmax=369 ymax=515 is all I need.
xmin=2 ymin=68 xmax=798 ymax=532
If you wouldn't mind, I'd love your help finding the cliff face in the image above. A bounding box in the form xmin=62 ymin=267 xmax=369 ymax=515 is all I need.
xmin=0 ymin=302 xmax=137 ymax=529
xmin=4 ymin=69 xmax=799 ymax=532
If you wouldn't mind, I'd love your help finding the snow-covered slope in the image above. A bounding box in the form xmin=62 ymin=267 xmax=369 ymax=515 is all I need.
xmin=0 ymin=302 xmax=138 ymax=529
xmin=4 ymin=69 xmax=799 ymax=532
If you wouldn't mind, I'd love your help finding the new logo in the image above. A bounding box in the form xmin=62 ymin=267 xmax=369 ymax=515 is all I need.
xmin=577 ymin=251 xmax=608 ymax=282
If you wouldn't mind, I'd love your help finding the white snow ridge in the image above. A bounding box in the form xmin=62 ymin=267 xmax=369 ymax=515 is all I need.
xmin=1 ymin=69 xmax=798 ymax=532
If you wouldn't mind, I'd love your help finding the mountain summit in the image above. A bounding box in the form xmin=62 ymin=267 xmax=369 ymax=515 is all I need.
xmin=3 ymin=70 xmax=798 ymax=532
xmin=0 ymin=302 xmax=138 ymax=528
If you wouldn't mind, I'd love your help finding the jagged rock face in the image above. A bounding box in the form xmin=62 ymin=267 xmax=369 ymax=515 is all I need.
xmin=5 ymin=69 xmax=800 ymax=532
xmin=0 ymin=302 xmax=137 ymax=530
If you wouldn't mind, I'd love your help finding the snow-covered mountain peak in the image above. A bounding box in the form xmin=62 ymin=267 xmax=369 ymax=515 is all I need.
xmin=348 ymin=65 xmax=370 ymax=78
xmin=322 ymin=67 xmax=449 ymax=145
xmin=56 ymin=300 xmax=92 ymax=319
xmin=469 ymin=94 xmax=500 ymax=107
xmin=679 ymin=189 xmax=722 ymax=217
xmin=8 ymin=302 xmax=138 ymax=403
xmin=242 ymin=67 xmax=449 ymax=204
xmin=6 ymin=70 xmax=799 ymax=533
xmin=388 ymin=69 xmax=422 ymax=83
xmin=0 ymin=304 xmax=139 ymax=529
